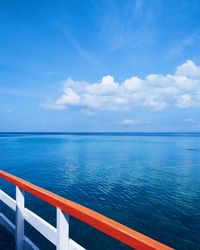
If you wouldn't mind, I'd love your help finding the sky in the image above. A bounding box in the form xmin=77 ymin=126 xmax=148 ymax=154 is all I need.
xmin=1 ymin=0 xmax=200 ymax=132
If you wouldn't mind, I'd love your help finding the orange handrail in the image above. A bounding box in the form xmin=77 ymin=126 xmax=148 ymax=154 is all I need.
xmin=0 ymin=170 xmax=173 ymax=250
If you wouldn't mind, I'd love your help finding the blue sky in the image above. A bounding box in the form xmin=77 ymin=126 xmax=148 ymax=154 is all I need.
xmin=1 ymin=0 xmax=200 ymax=132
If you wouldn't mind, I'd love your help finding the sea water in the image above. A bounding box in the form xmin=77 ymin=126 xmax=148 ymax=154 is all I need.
xmin=0 ymin=133 xmax=199 ymax=250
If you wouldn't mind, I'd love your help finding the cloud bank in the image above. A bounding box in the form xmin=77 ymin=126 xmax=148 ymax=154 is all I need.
xmin=43 ymin=60 xmax=200 ymax=111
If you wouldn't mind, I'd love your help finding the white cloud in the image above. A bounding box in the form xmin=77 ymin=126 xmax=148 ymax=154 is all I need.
xmin=56 ymin=88 xmax=80 ymax=106
xmin=183 ymin=118 xmax=200 ymax=124
xmin=176 ymin=94 xmax=194 ymax=108
xmin=120 ymin=119 xmax=149 ymax=125
xmin=183 ymin=118 xmax=196 ymax=123
xmin=43 ymin=60 xmax=200 ymax=112
xmin=176 ymin=60 xmax=200 ymax=78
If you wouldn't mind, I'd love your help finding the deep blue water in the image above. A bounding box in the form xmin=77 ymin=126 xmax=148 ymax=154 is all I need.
xmin=0 ymin=133 xmax=199 ymax=250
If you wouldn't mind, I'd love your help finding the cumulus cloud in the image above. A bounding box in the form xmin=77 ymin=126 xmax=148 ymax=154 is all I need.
xmin=43 ymin=60 xmax=200 ymax=111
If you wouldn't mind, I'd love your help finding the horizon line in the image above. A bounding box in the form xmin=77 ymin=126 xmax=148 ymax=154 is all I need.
xmin=0 ymin=131 xmax=200 ymax=134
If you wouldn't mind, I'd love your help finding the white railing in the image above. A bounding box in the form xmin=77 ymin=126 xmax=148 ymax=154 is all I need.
xmin=0 ymin=188 xmax=85 ymax=250
xmin=0 ymin=170 xmax=173 ymax=250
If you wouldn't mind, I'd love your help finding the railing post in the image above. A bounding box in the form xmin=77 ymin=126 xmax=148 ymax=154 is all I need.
xmin=16 ymin=186 xmax=25 ymax=250
xmin=56 ymin=208 xmax=69 ymax=250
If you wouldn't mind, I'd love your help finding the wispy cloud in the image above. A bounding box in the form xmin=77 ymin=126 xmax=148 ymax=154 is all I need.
xmin=55 ymin=23 xmax=102 ymax=68
xmin=0 ymin=86 xmax=41 ymax=98
xmin=166 ymin=33 xmax=200 ymax=59
xmin=47 ymin=70 xmax=62 ymax=76
xmin=119 ymin=119 xmax=149 ymax=125
xmin=5 ymin=109 xmax=12 ymax=113
xmin=42 ymin=60 xmax=200 ymax=112
xmin=183 ymin=118 xmax=200 ymax=123
xmin=97 ymin=0 xmax=158 ymax=51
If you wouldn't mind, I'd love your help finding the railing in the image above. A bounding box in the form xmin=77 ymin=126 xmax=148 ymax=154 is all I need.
xmin=0 ymin=170 xmax=173 ymax=250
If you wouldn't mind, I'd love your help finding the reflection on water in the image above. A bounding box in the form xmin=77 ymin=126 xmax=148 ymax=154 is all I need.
xmin=0 ymin=133 xmax=199 ymax=250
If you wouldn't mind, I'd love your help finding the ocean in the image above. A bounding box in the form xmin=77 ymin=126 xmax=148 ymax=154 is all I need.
xmin=0 ymin=133 xmax=199 ymax=249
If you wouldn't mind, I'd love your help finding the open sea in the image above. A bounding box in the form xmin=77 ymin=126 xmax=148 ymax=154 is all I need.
xmin=0 ymin=132 xmax=199 ymax=250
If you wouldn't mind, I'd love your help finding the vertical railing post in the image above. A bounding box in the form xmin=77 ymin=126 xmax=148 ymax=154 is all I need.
xmin=16 ymin=186 xmax=25 ymax=250
xmin=56 ymin=208 xmax=69 ymax=250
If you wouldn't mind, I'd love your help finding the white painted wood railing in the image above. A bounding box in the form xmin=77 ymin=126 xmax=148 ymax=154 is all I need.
xmin=0 ymin=188 xmax=85 ymax=250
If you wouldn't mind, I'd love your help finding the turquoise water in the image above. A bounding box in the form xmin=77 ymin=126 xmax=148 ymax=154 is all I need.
xmin=0 ymin=133 xmax=199 ymax=249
